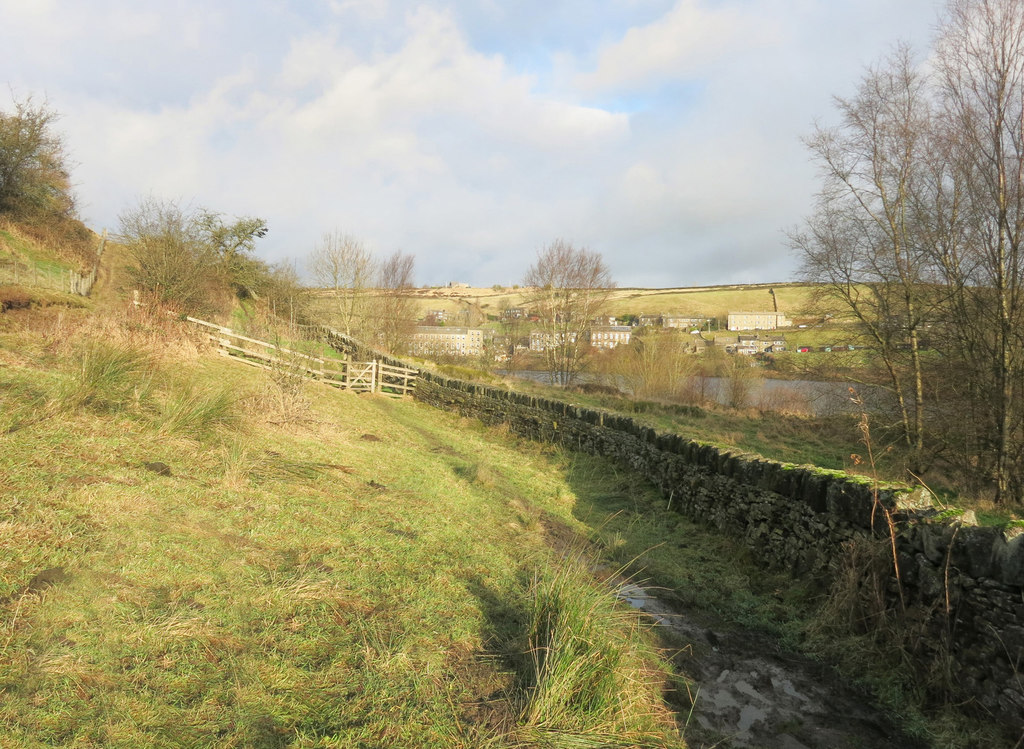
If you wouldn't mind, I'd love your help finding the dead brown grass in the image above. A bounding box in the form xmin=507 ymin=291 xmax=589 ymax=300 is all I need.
xmin=0 ymin=286 xmax=34 ymax=312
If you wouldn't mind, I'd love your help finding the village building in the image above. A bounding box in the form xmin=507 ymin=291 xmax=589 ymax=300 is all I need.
xmin=500 ymin=307 xmax=526 ymax=320
xmin=662 ymin=314 xmax=707 ymax=329
xmin=727 ymin=311 xmax=792 ymax=331
xmin=529 ymin=330 xmax=579 ymax=352
xmin=688 ymin=336 xmax=710 ymax=354
xmin=589 ymin=325 xmax=632 ymax=349
xmin=713 ymin=334 xmax=740 ymax=353
xmin=714 ymin=333 xmax=787 ymax=355
xmin=410 ymin=326 xmax=484 ymax=357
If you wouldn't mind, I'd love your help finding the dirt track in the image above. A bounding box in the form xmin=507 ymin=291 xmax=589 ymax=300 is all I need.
xmin=616 ymin=582 xmax=925 ymax=749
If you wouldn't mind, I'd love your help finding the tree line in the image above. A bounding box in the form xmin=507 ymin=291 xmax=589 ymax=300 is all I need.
xmin=791 ymin=0 xmax=1024 ymax=504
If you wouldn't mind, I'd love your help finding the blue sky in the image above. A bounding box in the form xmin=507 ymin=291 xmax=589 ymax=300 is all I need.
xmin=1 ymin=0 xmax=943 ymax=287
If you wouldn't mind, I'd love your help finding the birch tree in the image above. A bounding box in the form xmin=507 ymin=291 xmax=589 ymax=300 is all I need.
xmin=374 ymin=251 xmax=416 ymax=354
xmin=936 ymin=0 xmax=1024 ymax=501
xmin=523 ymin=240 xmax=615 ymax=387
xmin=791 ymin=46 xmax=945 ymax=465
xmin=307 ymin=232 xmax=375 ymax=338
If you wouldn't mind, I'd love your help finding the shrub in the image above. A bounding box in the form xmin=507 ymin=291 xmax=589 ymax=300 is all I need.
xmin=0 ymin=97 xmax=75 ymax=220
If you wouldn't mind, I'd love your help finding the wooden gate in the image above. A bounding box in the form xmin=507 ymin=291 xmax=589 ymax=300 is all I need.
xmin=346 ymin=361 xmax=377 ymax=393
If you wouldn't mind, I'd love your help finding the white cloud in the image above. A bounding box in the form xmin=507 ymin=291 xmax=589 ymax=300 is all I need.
xmin=4 ymin=0 xmax=946 ymax=286
xmin=54 ymin=3 xmax=635 ymax=284
xmin=579 ymin=0 xmax=779 ymax=91
xmin=328 ymin=0 xmax=389 ymax=20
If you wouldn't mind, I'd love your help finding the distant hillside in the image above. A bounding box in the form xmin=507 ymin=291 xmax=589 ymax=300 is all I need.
xmin=403 ymin=281 xmax=826 ymax=322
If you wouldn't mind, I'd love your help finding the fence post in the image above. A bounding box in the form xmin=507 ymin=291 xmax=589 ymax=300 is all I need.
xmin=372 ymin=360 xmax=378 ymax=394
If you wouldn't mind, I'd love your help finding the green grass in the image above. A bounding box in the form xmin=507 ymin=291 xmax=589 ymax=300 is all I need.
xmin=500 ymin=372 xmax=866 ymax=473
xmin=0 ymin=310 xmax=685 ymax=747
xmin=1 ymin=300 xmax=1001 ymax=747
xmin=0 ymin=227 xmax=78 ymax=276
xmin=57 ymin=340 xmax=156 ymax=413
xmin=157 ymin=381 xmax=238 ymax=438
xmin=516 ymin=555 xmax=673 ymax=747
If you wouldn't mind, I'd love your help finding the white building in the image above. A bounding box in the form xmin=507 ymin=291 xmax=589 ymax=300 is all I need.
xmin=663 ymin=315 xmax=706 ymax=329
xmin=589 ymin=325 xmax=632 ymax=349
xmin=727 ymin=311 xmax=791 ymax=331
xmin=529 ymin=330 xmax=579 ymax=352
xmin=410 ymin=326 xmax=484 ymax=357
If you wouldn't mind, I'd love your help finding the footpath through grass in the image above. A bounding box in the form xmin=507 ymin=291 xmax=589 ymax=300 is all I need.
xmin=0 ymin=304 xmax=684 ymax=747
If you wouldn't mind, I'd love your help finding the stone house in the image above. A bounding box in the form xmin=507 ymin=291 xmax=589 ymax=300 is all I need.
xmin=727 ymin=311 xmax=792 ymax=331
xmin=589 ymin=325 xmax=632 ymax=350
xmin=410 ymin=326 xmax=484 ymax=357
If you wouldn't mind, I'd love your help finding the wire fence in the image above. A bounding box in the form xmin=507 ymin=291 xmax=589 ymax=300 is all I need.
xmin=0 ymin=230 xmax=106 ymax=296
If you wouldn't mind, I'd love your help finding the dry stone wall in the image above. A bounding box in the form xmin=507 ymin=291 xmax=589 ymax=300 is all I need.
xmin=320 ymin=330 xmax=1024 ymax=731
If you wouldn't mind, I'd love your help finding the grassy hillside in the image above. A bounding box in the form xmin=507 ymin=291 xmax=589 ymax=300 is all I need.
xmin=0 ymin=212 xmax=1001 ymax=747
xmin=340 ymin=282 xmax=832 ymax=325
xmin=0 ymin=303 xmax=693 ymax=747
xmin=602 ymin=283 xmax=820 ymax=319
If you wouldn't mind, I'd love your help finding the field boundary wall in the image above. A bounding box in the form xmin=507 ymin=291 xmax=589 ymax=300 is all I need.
xmin=324 ymin=329 xmax=1024 ymax=730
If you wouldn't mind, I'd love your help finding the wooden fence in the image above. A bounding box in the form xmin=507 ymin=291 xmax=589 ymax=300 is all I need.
xmin=186 ymin=317 xmax=417 ymax=398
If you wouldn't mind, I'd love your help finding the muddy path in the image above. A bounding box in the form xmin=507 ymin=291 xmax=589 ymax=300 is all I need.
xmin=615 ymin=581 xmax=925 ymax=749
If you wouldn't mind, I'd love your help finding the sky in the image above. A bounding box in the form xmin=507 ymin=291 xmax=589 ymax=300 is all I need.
xmin=1 ymin=0 xmax=944 ymax=288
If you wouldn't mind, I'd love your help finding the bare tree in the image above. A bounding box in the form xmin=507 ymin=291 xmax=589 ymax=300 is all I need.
xmin=497 ymin=298 xmax=528 ymax=375
xmin=307 ymin=231 xmax=375 ymax=337
xmin=523 ymin=240 xmax=615 ymax=386
xmin=790 ymin=46 xmax=945 ymax=465
xmin=794 ymin=0 xmax=1024 ymax=502
xmin=933 ymin=0 xmax=1024 ymax=502
xmin=374 ymin=251 xmax=417 ymax=354
xmin=614 ymin=330 xmax=697 ymax=401
xmin=118 ymin=197 xmax=219 ymax=314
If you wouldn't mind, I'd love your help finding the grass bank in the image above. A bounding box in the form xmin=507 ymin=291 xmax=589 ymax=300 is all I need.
xmin=0 ymin=304 xmax=683 ymax=747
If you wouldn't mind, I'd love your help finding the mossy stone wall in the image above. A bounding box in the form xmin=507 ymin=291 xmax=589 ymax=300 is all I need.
xmin=321 ymin=330 xmax=1024 ymax=729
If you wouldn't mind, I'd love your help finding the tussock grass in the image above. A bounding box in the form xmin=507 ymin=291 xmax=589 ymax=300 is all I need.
xmin=0 ymin=308 xmax=686 ymax=746
xmin=158 ymin=382 xmax=237 ymax=438
xmin=514 ymin=556 xmax=675 ymax=748
xmin=57 ymin=340 xmax=155 ymax=413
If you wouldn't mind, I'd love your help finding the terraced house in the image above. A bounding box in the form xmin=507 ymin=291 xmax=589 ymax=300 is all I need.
xmin=529 ymin=330 xmax=578 ymax=352
xmin=727 ymin=311 xmax=791 ymax=331
xmin=410 ymin=326 xmax=484 ymax=357
xmin=589 ymin=325 xmax=632 ymax=349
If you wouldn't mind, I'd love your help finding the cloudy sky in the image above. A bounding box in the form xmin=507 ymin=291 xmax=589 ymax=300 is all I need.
xmin=1 ymin=0 xmax=943 ymax=287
